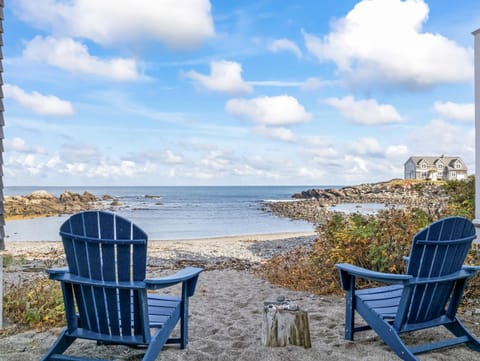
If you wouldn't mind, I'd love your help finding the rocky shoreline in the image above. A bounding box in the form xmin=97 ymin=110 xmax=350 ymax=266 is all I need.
xmin=265 ymin=179 xmax=451 ymax=224
xmin=4 ymin=179 xmax=454 ymax=223
xmin=3 ymin=191 xmax=118 ymax=219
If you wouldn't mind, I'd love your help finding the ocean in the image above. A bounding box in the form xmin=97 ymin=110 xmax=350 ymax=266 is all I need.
xmin=4 ymin=185 xmax=328 ymax=242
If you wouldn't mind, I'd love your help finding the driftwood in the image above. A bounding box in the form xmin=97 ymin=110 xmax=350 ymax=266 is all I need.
xmin=262 ymin=296 xmax=311 ymax=348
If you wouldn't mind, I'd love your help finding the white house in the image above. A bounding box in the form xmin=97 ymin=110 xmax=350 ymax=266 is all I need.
xmin=404 ymin=156 xmax=467 ymax=181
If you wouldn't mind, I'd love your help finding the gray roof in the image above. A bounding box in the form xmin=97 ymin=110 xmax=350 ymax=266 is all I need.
xmin=406 ymin=156 xmax=467 ymax=171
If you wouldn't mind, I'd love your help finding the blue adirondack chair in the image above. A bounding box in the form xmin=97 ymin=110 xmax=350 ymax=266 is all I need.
xmin=336 ymin=216 xmax=480 ymax=361
xmin=41 ymin=211 xmax=203 ymax=361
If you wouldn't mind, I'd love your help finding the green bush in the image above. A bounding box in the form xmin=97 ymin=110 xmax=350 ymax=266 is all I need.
xmin=442 ymin=175 xmax=475 ymax=219
xmin=3 ymin=277 xmax=65 ymax=331
xmin=259 ymin=208 xmax=433 ymax=295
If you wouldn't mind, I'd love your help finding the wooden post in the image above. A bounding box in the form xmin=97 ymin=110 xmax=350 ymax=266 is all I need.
xmin=262 ymin=296 xmax=311 ymax=348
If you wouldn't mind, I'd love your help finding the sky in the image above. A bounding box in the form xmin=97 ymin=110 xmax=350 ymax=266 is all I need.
xmin=3 ymin=0 xmax=480 ymax=186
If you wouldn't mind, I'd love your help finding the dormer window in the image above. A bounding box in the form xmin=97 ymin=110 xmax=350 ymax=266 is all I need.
xmin=421 ymin=162 xmax=427 ymax=169
xmin=437 ymin=163 xmax=443 ymax=169
xmin=455 ymin=162 xmax=461 ymax=169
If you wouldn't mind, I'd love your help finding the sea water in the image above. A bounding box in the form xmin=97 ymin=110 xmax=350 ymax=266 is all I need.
xmin=4 ymin=186 xmax=329 ymax=242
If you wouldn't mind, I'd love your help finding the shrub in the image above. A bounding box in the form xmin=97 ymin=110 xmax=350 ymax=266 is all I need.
xmin=3 ymin=277 xmax=65 ymax=332
xmin=442 ymin=175 xmax=475 ymax=219
xmin=259 ymin=208 xmax=433 ymax=295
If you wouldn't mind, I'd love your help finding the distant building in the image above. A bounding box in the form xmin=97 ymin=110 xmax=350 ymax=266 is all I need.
xmin=404 ymin=155 xmax=468 ymax=181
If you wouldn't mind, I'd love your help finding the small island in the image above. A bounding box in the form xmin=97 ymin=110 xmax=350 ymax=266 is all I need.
xmin=3 ymin=190 xmax=119 ymax=220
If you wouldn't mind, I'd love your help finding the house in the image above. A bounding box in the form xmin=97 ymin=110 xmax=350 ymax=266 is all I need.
xmin=404 ymin=155 xmax=468 ymax=181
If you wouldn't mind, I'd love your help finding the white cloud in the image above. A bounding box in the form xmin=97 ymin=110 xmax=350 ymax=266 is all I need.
xmin=7 ymin=154 xmax=42 ymax=175
xmin=5 ymin=84 xmax=74 ymax=116
xmin=386 ymin=145 xmax=408 ymax=158
xmin=200 ymin=151 xmax=232 ymax=171
xmin=15 ymin=0 xmax=214 ymax=49
xmin=300 ymin=139 xmax=339 ymax=166
xmin=248 ymin=77 xmax=331 ymax=90
xmin=23 ymin=36 xmax=141 ymax=81
xmin=225 ymin=95 xmax=312 ymax=125
xmin=61 ymin=143 xmax=100 ymax=163
xmin=88 ymin=160 xmax=137 ymax=177
xmin=348 ymin=137 xmax=383 ymax=156
xmin=268 ymin=39 xmax=302 ymax=58
xmin=185 ymin=61 xmax=252 ymax=94
xmin=254 ymin=126 xmax=297 ymax=142
xmin=433 ymin=101 xmax=474 ymax=122
xmin=409 ymin=119 xmax=474 ymax=157
xmin=323 ymin=96 xmax=404 ymax=125
xmin=300 ymin=77 xmax=326 ymax=91
xmin=4 ymin=137 xmax=47 ymax=154
xmin=164 ymin=150 xmax=183 ymax=164
xmin=303 ymin=0 xmax=472 ymax=88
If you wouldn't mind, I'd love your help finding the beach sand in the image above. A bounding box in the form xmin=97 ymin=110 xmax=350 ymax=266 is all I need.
xmin=1 ymin=232 xmax=479 ymax=361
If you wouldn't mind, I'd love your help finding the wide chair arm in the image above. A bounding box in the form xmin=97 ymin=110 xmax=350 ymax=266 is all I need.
xmin=145 ymin=267 xmax=203 ymax=296
xmin=462 ymin=265 xmax=480 ymax=274
xmin=336 ymin=263 xmax=412 ymax=291
xmin=407 ymin=269 xmax=478 ymax=286
xmin=46 ymin=267 xmax=69 ymax=276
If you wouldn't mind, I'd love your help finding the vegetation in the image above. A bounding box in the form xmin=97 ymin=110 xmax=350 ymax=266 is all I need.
xmin=443 ymin=176 xmax=475 ymax=219
xmin=1 ymin=249 xmax=66 ymax=333
xmin=259 ymin=177 xmax=480 ymax=303
xmin=2 ymin=277 xmax=65 ymax=334
xmin=259 ymin=208 xmax=433 ymax=294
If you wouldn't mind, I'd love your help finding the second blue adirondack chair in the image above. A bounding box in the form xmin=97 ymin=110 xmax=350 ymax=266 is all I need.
xmin=40 ymin=211 xmax=203 ymax=361
xmin=336 ymin=216 xmax=480 ymax=361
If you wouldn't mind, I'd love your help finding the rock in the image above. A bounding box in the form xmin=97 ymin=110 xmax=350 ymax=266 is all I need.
xmin=4 ymin=191 xmax=113 ymax=219
xmin=81 ymin=192 xmax=97 ymax=202
xmin=269 ymin=179 xmax=452 ymax=224
xmin=27 ymin=190 xmax=57 ymax=200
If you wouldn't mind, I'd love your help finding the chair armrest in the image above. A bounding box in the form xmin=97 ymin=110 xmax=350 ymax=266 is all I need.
xmin=462 ymin=265 xmax=480 ymax=274
xmin=46 ymin=267 xmax=69 ymax=277
xmin=48 ymin=272 xmax=147 ymax=289
xmin=336 ymin=263 xmax=412 ymax=291
xmin=408 ymin=269 xmax=476 ymax=286
xmin=145 ymin=267 xmax=203 ymax=296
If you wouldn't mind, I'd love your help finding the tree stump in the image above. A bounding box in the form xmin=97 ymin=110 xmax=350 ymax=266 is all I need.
xmin=262 ymin=296 xmax=311 ymax=348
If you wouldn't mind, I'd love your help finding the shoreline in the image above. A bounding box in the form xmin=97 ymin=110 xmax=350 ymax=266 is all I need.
xmin=0 ymin=231 xmax=318 ymax=264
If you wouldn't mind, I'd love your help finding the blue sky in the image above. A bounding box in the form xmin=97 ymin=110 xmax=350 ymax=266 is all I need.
xmin=3 ymin=0 xmax=479 ymax=186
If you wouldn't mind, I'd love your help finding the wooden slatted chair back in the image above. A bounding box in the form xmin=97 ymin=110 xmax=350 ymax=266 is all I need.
xmin=59 ymin=211 xmax=149 ymax=340
xmin=404 ymin=216 xmax=476 ymax=325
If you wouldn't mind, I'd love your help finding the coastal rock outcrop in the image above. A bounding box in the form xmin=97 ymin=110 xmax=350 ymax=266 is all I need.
xmin=266 ymin=179 xmax=451 ymax=224
xmin=4 ymin=191 xmax=113 ymax=219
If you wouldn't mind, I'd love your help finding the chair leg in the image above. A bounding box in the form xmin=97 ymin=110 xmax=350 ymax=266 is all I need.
xmin=142 ymin=329 xmax=170 ymax=361
xmin=445 ymin=318 xmax=480 ymax=352
xmin=39 ymin=329 xmax=75 ymax=361
xmin=180 ymin=284 xmax=189 ymax=349
xmin=345 ymin=291 xmax=355 ymax=341
xmin=357 ymin=304 xmax=418 ymax=361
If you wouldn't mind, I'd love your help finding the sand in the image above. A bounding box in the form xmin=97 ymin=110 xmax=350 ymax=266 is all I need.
xmin=1 ymin=232 xmax=480 ymax=361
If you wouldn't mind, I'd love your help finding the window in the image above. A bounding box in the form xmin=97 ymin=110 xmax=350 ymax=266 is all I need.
xmin=421 ymin=162 xmax=427 ymax=169
xmin=437 ymin=163 xmax=443 ymax=169
xmin=455 ymin=162 xmax=461 ymax=169
xmin=451 ymin=171 xmax=456 ymax=178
